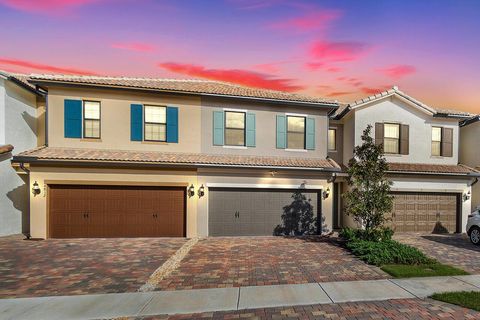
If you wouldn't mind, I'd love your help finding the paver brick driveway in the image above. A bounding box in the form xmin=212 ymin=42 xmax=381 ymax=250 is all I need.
xmin=395 ymin=233 xmax=480 ymax=274
xmin=131 ymin=298 xmax=480 ymax=319
xmin=0 ymin=235 xmax=186 ymax=298
xmin=156 ymin=236 xmax=388 ymax=291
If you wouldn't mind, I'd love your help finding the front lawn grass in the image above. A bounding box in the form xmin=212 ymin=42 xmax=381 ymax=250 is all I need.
xmin=431 ymin=291 xmax=480 ymax=311
xmin=381 ymin=263 xmax=469 ymax=278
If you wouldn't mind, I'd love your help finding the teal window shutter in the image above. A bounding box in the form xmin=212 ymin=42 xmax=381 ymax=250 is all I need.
xmin=306 ymin=117 xmax=315 ymax=150
xmin=276 ymin=115 xmax=286 ymax=149
xmin=64 ymin=99 xmax=82 ymax=138
xmin=213 ymin=111 xmax=224 ymax=145
xmin=166 ymin=106 xmax=178 ymax=143
xmin=245 ymin=113 xmax=256 ymax=147
xmin=130 ymin=104 xmax=143 ymax=141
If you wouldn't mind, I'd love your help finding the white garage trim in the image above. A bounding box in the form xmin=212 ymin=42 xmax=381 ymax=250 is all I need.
xmin=205 ymin=183 xmax=324 ymax=189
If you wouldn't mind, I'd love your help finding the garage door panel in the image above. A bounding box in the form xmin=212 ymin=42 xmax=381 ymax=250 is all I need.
xmin=49 ymin=185 xmax=185 ymax=238
xmin=389 ymin=193 xmax=458 ymax=234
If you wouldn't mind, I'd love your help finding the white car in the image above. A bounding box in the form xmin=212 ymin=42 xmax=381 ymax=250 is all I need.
xmin=466 ymin=207 xmax=480 ymax=245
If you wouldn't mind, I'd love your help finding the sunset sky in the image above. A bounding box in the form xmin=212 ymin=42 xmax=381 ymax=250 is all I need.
xmin=0 ymin=0 xmax=479 ymax=113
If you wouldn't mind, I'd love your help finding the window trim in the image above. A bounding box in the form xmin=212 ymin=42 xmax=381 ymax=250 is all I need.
xmin=224 ymin=110 xmax=246 ymax=147
xmin=431 ymin=126 xmax=443 ymax=157
xmin=328 ymin=128 xmax=337 ymax=152
xmin=82 ymin=100 xmax=101 ymax=139
xmin=143 ymin=105 xmax=167 ymax=142
xmin=286 ymin=115 xmax=306 ymax=150
xmin=383 ymin=122 xmax=400 ymax=154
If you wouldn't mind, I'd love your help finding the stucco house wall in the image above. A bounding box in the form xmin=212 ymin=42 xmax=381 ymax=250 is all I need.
xmin=0 ymin=79 xmax=40 ymax=236
xmin=460 ymin=120 xmax=480 ymax=209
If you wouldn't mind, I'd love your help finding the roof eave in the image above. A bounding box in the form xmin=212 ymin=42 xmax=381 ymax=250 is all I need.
xmin=28 ymin=79 xmax=338 ymax=109
xmin=386 ymin=170 xmax=478 ymax=177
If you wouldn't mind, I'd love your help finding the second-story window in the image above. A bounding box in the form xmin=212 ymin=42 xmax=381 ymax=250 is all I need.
xmin=328 ymin=128 xmax=337 ymax=151
xmin=225 ymin=111 xmax=245 ymax=146
xmin=432 ymin=127 xmax=442 ymax=156
xmin=83 ymin=101 xmax=100 ymax=139
xmin=287 ymin=116 xmax=305 ymax=149
xmin=144 ymin=105 xmax=166 ymax=141
xmin=383 ymin=123 xmax=400 ymax=154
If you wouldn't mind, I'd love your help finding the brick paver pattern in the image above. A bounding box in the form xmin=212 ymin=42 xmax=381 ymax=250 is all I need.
xmin=156 ymin=236 xmax=388 ymax=291
xmin=395 ymin=233 xmax=480 ymax=274
xmin=131 ymin=298 xmax=480 ymax=319
xmin=0 ymin=235 xmax=187 ymax=298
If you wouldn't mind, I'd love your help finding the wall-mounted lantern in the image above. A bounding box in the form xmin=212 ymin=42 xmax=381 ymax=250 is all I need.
xmin=323 ymin=187 xmax=330 ymax=199
xmin=464 ymin=191 xmax=471 ymax=202
xmin=32 ymin=181 xmax=41 ymax=196
xmin=187 ymin=184 xmax=195 ymax=197
xmin=198 ymin=184 xmax=205 ymax=198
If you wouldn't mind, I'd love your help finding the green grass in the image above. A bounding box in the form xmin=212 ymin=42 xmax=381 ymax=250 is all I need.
xmin=431 ymin=291 xmax=480 ymax=311
xmin=381 ymin=263 xmax=469 ymax=278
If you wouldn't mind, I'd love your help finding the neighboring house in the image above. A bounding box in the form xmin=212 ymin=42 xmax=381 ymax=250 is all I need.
xmin=0 ymin=71 xmax=44 ymax=236
xmin=460 ymin=116 xmax=480 ymax=210
xmin=12 ymin=74 xmax=341 ymax=239
xmin=329 ymin=86 xmax=479 ymax=233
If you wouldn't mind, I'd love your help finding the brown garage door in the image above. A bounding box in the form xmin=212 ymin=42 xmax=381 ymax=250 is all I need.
xmin=386 ymin=193 xmax=459 ymax=233
xmin=49 ymin=185 xmax=186 ymax=238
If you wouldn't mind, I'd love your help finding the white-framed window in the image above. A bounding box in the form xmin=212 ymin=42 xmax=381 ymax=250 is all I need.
xmin=83 ymin=101 xmax=100 ymax=139
xmin=328 ymin=128 xmax=337 ymax=151
xmin=432 ymin=126 xmax=442 ymax=156
xmin=383 ymin=123 xmax=400 ymax=154
xmin=144 ymin=105 xmax=167 ymax=142
xmin=225 ymin=111 xmax=246 ymax=146
xmin=287 ymin=116 xmax=305 ymax=149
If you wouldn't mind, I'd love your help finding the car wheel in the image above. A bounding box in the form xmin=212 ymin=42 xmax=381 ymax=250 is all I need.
xmin=470 ymin=227 xmax=480 ymax=245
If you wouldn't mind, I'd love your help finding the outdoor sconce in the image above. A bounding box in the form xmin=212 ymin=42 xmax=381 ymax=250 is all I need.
xmin=32 ymin=181 xmax=41 ymax=196
xmin=187 ymin=184 xmax=195 ymax=197
xmin=464 ymin=191 xmax=471 ymax=202
xmin=323 ymin=187 xmax=330 ymax=199
xmin=198 ymin=184 xmax=205 ymax=198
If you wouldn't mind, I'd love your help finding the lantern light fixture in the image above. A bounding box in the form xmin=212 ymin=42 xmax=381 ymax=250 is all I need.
xmin=187 ymin=184 xmax=195 ymax=197
xmin=32 ymin=181 xmax=41 ymax=196
xmin=198 ymin=184 xmax=205 ymax=197
xmin=323 ymin=187 xmax=330 ymax=199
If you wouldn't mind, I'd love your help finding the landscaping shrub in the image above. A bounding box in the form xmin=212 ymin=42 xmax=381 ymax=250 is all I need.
xmin=339 ymin=227 xmax=393 ymax=242
xmin=345 ymin=239 xmax=435 ymax=266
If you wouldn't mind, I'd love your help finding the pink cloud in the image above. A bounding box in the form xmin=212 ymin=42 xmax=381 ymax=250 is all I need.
xmin=326 ymin=66 xmax=342 ymax=73
xmin=336 ymin=77 xmax=363 ymax=87
xmin=0 ymin=57 xmax=98 ymax=75
xmin=377 ymin=64 xmax=416 ymax=79
xmin=326 ymin=91 xmax=354 ymax=97
xmin=158 ymin=62 xmax=304 ymax=92
xmin=111 ymin=42 xmax=155 ymax=53
xmin=305 ymin=62 xmax=325 ymax=71
xmin=309 ymin=40 xmax=371 ymax=62
xmin=268 ymin=10 xmax=342 ymax=32
xmin=361 ymin=85 xmax=392 ymax=95
xmin=0 ymin=0 xmax=100 ymax=15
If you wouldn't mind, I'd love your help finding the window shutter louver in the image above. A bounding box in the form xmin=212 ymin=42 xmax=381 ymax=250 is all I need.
xmin=64 ymin=99 xmax=82 ymax=138
xmin=130 ymin=104 xmax=143 ymax=141
xmin=276 ymin=115 xmax=286 ymax=149
xmin=375 ymin=123 xmax=384 ymax=147
xmin=213 ymin=111 xmax=224 ymax=145
xmin=400 ymin=124 xmax=409 ymax=155
xmin=305 ymin=117 xmax=315 ymax=150
xmin=245 ymin=113 xmax=256 ymax=147
xmin=441 ymin=127 xmax=453 ymax=157
xmin=166 ymin=106 xmax=179 ymax=143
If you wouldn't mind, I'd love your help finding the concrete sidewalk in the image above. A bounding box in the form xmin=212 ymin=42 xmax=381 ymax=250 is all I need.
xmin=2 ymin=275 xmax=480 ymax=320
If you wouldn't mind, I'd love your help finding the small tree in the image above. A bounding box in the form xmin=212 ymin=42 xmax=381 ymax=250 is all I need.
xmin=343 ymin=125 xmax=393 ymax=231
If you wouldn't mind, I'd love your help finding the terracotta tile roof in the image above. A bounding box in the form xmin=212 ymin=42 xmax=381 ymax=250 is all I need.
xmin=387 ymin=162 xmax=479 ymax=175
xmin=0 ymin=70 xmax=38 ymax=93
xmin=0 ymin=144 xmax=14 ymax=155
xmin=28 ymin=74 xmax=337 ymax=106
xmin=332 ymin=86 xmax=473 ymax=119
xmin=13 ymin=146 xmax=341 ymax=171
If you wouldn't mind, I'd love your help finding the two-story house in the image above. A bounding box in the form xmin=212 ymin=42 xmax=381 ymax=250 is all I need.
xmin=0 ymin=71 xmax=44 ymax=236
xmin=12 ymin=74 xmax=341 ymax=239
xmin=460 ymin=116 xmax=480 ymax=210
xmin=329 ymin=87 xmax=479 ymax=233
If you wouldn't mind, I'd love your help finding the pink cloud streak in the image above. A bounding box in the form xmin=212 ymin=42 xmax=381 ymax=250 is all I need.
xmin=268 ymin=10 xmax=342 ymax=32
xmin=0 ymin=57 xmax=98 ymax=75
xmin=309 ymin=40 xmax=371 ymax=62
xmin=377 ymin=64 xmax=416 ymax=79
xmin=0 ymin=0 xmax=100 ymax=14
xmin=158 ymin=62 xmax=304 ymax=92
xmin=111 ymin=42 xmax=156 ymax=52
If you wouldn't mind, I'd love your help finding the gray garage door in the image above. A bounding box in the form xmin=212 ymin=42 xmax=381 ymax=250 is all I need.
xmin=208 ymin=188 xmax=320 ymax=236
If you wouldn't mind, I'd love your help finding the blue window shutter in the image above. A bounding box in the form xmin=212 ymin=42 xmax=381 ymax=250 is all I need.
xmin=213 ymin=111 xmax=224 ymax=146
xmin=245 ymin=113 xmax=256 ymax=147
xmin=64 ymin=99 xmax=82 ymax=138
xmin=306 ymin=117 xmax=315 ymax=150
xmin=166 ymin=106 xmax=179 ymax=143
xmin=276 ymin=115 xmax=286 ymax=149
xmin=130 ymin=104 xmax=143 ymax=141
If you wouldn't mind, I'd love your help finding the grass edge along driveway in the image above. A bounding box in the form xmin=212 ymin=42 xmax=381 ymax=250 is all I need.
xmin=431 ymin=291 xmax=480 ymax=311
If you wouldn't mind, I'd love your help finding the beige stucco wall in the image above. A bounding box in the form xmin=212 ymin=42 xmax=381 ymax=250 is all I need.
xmin=47 ymin=87 xmax=202 ymax=152
xmin=328 ymin=122 xmax=343 ymax=165
xmin=460 ymin=121 xmax=480 ymax=209
xmin=29 ymin=165 xmax=334 ymax=239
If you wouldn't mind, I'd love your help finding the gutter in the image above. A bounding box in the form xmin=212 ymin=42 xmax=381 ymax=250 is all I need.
xmin=386 ymin=170 xmax=480 ymax=177
xmin=11 ymin=157 xmax=342 ymax=172
xmin=28 ymin=80 xmax=339 ymax=109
